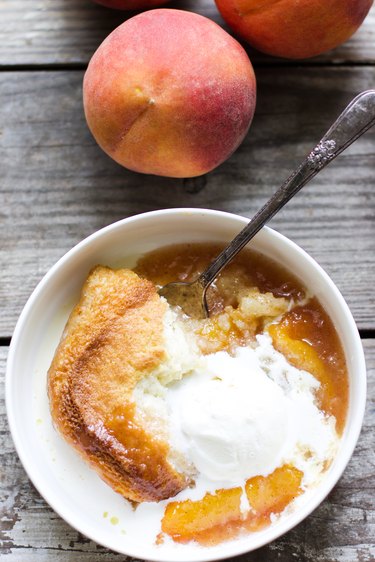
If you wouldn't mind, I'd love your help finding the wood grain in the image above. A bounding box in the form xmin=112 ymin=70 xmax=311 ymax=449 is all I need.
xmin=0 ymin=0 xmax=374 ymax=67
xmin=1 ymin=67 xmax=375 ymax=336
xmin=1 ymin=1 xmax=374 ymax=560
xmin=1 ymin=340 xmax=374 ymax=561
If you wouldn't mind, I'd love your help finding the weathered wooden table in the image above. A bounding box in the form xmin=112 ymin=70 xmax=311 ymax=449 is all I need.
xmin=1 ymin=1 xmax=374 ymax=560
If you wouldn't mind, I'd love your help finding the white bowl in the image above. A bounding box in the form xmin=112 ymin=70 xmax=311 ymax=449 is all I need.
xmin=6 ymin=208 xmax=366 ymax=561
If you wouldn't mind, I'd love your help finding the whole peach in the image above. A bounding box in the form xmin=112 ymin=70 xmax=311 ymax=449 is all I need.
xmin=83 ymin=9 xmax=256 ymax=178
xmin=215 ymin=0 xmax=373 ymax=59
xmin=93 ymin=0 xmax=168 ymax=10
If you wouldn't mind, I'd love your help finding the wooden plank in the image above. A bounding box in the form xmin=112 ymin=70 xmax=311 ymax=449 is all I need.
xmin=0 ymin=0 xmax=374 ymax=67
xmin=1 ymin=67 xmax=375 ymax=336
xmin=1 ymin=339 xmax=374 ymax=560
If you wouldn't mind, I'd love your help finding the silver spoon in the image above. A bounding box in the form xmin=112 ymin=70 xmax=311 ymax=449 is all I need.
xmin=159 ymin=90 xmax=375 ymax=319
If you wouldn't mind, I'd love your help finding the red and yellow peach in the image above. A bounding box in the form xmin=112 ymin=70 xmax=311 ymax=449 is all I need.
xmin=83 ymin=9 xmax=256 ymax=178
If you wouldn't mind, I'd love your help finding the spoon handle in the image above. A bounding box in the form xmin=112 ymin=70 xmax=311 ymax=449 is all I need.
xmin=199 ymin=90 xmax=375 ymax=288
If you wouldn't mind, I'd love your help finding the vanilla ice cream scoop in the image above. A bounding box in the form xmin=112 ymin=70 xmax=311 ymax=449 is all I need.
xmin=169 ymin=351 xmax=290 ymax=482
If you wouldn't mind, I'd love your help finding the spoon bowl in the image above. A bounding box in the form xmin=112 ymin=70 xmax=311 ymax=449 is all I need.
xmin=158 ymin=278 xmax=208 ymax=318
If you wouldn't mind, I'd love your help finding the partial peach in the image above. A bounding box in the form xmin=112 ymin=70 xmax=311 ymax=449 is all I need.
xmin=215 ymin=0 xmax=373 ymax=59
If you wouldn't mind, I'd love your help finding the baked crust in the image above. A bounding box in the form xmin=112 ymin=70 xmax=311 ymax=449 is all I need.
xmin=48 ymin=266 xmax=189 ymax=502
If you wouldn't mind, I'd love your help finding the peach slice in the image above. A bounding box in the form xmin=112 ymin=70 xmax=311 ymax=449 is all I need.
xmin=161 ymin=487 xmax=243 ymax=545
xmin=245 ymin=464 xmax=303 ymax=529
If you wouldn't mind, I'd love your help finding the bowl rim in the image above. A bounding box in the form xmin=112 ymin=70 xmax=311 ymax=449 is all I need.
xmin=6 ymin=207 xmax=367 ymax=561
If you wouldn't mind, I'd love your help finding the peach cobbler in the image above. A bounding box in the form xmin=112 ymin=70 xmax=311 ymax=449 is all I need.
xmin=48 ymin=243 xmax=348 ymax=547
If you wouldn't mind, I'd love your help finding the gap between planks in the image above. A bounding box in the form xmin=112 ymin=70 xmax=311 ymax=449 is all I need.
xmin=1 ymin=60 xmax=375 ymax=73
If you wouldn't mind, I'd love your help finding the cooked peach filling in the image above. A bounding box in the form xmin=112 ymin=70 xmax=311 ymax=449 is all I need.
xmin=196 ymin=289 xmax=289 ymax=354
